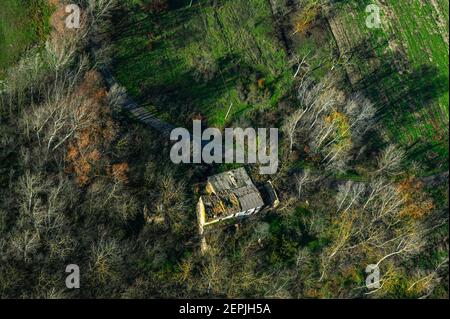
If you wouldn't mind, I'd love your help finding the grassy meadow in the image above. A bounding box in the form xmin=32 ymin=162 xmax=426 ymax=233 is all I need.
xmin=329 ymin=0 xmax=449 ymax=170
xmin=113 ymin=0 xmax=294 ymax=127
xmin=0 ymin=0 xmax=52 ymax=77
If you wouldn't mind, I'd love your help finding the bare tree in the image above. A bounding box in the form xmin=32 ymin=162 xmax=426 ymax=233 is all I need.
xmin=294 ymin=169 xmax=318 ymax=198
xmin=283 ymin=73 xmax=377 ymax=175
xmin=107 ymin=84 xmax=127 ymax=113
xmin=319 ymin=175 xmax=431 ymax=283
xmin=86 ymin=0 xmax=119 ymax=38
xmin=344 ymin=93 xmax=376 ymax=138
xmin=283 ymin=77 xmax=337 ymax=152
xmin=22 ymin=72 xmax=96 ymax=155
xmin=282 ymin=108 xmax=308 ymax=152
xmin=10 ymin=230 xmax=40 ymax=262
xmin=375 ymin=144 xmax=405 ymax=175
xmin=409 ymin=257 xmax=449 ymax=299
xmin=90 ymin=238 xmax=123 ymax=284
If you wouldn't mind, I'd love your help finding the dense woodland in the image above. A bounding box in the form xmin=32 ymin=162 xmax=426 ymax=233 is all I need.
xmin=0 ymin=0 xmax=448 ymax=298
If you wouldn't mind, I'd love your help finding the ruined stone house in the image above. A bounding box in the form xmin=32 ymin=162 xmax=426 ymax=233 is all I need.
xmin=196 ymin=168 xmax=279 ymax=245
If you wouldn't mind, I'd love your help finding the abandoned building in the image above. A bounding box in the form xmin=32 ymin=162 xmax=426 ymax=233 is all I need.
xmin=196 ymin=168 xmax=279 ymax=237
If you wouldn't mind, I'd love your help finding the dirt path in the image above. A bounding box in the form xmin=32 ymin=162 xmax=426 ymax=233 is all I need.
xmin=99 ymin=68 xmax=175 ymax=137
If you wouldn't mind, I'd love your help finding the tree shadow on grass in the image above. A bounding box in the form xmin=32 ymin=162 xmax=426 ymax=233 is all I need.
xmin=136 ymin=54 xmax=242 ymax=125
xmin=350 ymin=44 xmax=449 ymax=169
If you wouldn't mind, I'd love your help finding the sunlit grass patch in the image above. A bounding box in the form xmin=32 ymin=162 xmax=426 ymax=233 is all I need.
xmin=330 ymin=0 xmax=449 ymax=170
xmin=0 ymin=0 xmax=52 ymax=77
xmin=113 ymin=0 xmax=293 ymax=128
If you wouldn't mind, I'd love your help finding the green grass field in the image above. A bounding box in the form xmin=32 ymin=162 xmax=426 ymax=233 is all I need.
xmin=113 ymin=0 xmax=448 ymax=170
xmin=329 ymin=0 xmax=449 ymax=170
xmin=0 ymin=0 xmax=52 ymax=77
xmin=113 ymin=0 xmax=294 ymax=127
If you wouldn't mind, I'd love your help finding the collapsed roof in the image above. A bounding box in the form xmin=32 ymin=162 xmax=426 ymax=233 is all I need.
xmin=202 ymin=168 xmax=265 ymax=220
